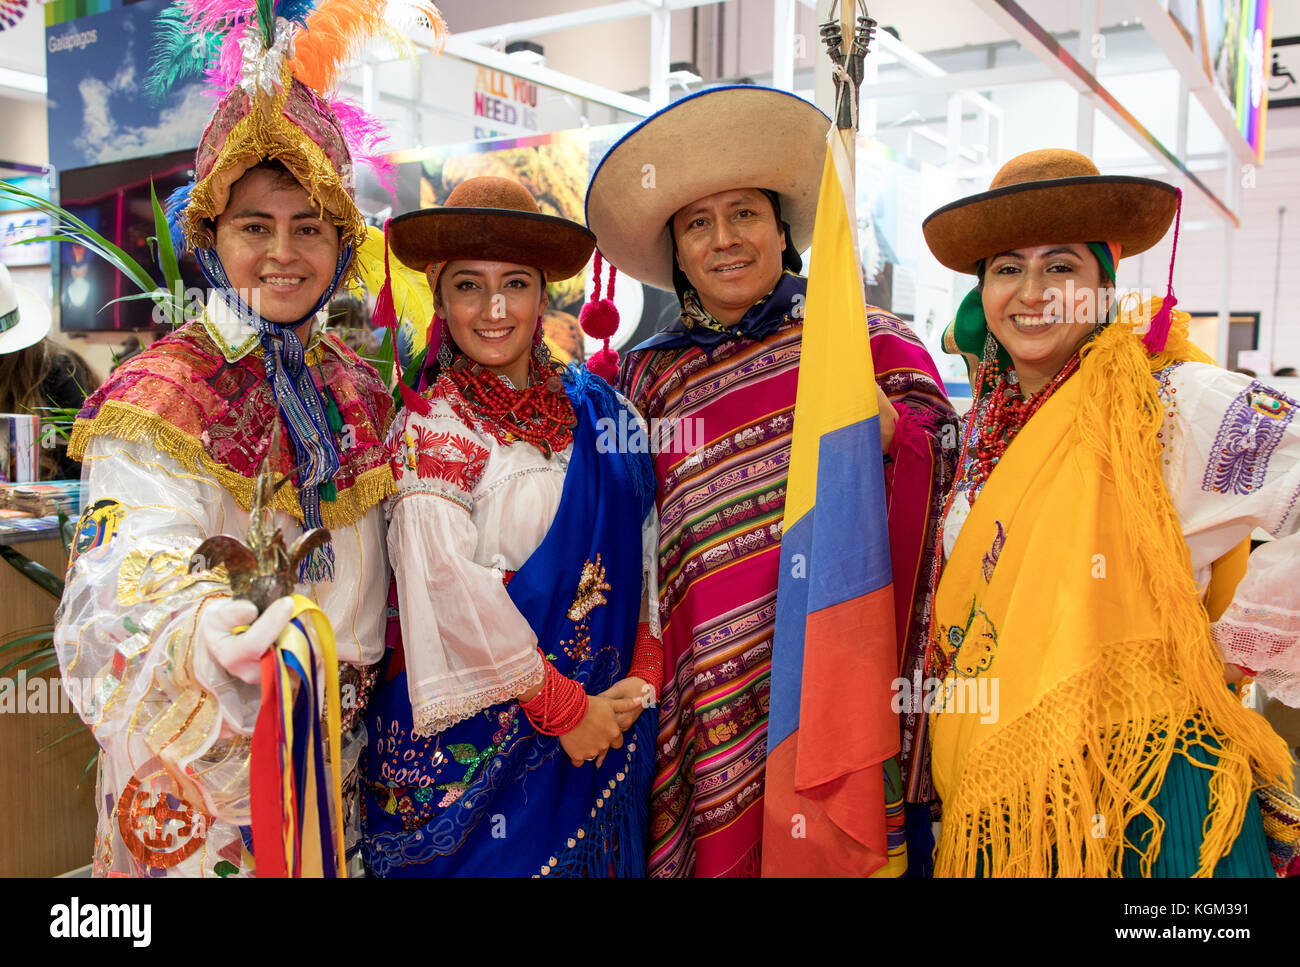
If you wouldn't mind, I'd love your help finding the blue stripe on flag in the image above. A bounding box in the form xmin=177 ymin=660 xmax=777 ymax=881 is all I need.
xmin=768 ymin=415 xmax=892 ymax=752
xmin=806 ymin=416 xmax=892 ymax=612
xmin=770 ymin=511 xmax=812 ymax=751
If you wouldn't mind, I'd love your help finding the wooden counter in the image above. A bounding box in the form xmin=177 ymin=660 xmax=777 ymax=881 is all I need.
xmin=0 ymin=535 xmax=98 ymax=877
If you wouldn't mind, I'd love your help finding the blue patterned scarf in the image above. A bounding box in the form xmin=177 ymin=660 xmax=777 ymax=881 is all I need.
xmin=195 ymin=245 xmax=352 ymax=581
xmin=633 ymin=270 xmax=806 ymax=353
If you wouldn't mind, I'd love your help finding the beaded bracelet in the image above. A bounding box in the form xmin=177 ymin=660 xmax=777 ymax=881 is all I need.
xmin=627 ymin=622 xmax=664 ymax=699
xmin=520 ymin=655 xmax=589 ymax=736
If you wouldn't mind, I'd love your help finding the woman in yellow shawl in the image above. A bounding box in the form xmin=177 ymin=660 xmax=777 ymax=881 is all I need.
xmin=919 ymin=149 xmax=1300 ymax=877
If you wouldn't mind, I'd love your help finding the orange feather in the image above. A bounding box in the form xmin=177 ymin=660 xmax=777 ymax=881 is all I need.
xmin=291 ymin=0 xmax=446 ymax=94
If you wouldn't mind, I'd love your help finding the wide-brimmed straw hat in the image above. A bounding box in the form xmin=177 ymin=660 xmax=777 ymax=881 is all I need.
xmin=584 ymin=85 xmax=830 ymax=292
xmin=0 ymin=264 xmax=52 ymax=355
xmin=923 ymin=149 xmax=1179 ymax=274
xmin=389 ymin=176 xmax=596 ymax=282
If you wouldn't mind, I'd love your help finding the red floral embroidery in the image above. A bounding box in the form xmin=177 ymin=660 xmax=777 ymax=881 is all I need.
xmin=411 ymin=426 xmax=489 ymax=492
xmin=384 ymin=429 xmax=407 ymax=478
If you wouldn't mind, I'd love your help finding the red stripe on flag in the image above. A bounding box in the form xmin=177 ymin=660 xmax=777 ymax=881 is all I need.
xmin=761 ymin=734 xmax=888 ymax=876
xmin=762 ymin=586 xmax=898 ymax=876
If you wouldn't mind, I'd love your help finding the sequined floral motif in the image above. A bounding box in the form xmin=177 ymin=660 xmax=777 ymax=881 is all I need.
xmin=932 ymin=596 xmax=999 ymax=680
xmin=368 ymin=707 xmax=520 ymax=830
xmin=1202 ymin=382 xmax=1297 ymax=496
xmin=980 ymin=521 xmax=1006 ymax=584
xmin=568 ymin=556 xmax=611 ymax=622
xmin=561 ymin=556 xmax=611 ymax=663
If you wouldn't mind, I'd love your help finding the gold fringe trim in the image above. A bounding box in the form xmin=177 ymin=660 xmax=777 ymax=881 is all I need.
xmin=934 ymin=302 xmax=1292 ymax=878
xmin=70 ymin=400 xmax=395 ymax=529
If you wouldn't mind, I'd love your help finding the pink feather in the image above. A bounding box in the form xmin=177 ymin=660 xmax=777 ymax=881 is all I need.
xmin=203 ymin=25 xmax=248 ymax=96
xmin=328 ymin=97 xmax=396 ymax=192
xmin=184 ymin=0 xmax=257 ymax=37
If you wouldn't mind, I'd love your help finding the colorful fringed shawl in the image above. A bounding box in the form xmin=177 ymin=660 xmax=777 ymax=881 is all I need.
xmin=928 ymin=314 xmax=1293 ymax=877
xmin=621 ymin=274 xmax=954 ymax=877
xmin=361 ymin=367 xmax=657 ymax=877
xmin=68 ymin=321 xmax=394 ymax=528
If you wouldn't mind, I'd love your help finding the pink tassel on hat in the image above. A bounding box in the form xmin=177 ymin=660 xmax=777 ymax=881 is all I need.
xmin=1142 ymin=188 xmax=1183 ymax=354
xmin=372 ymin=218 xmax=398 ymax=332
xmin=581 ymin=249 xmax=620 ymax=385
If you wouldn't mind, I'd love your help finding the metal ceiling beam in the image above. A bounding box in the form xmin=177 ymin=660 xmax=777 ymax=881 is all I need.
xmin=968 ymin=0 xmax=1237 ymax=226
xmin=450 ymin=0 xmax=721 ymax=48
xmin=1131 ymin=0 xmax=1256 ymax=166
xmin=866 ymin=61 xmax=1055 ymax=98
xmin=403 ymin=25 xmax=653 ymax=118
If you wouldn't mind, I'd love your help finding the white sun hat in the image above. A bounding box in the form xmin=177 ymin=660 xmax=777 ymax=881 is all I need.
xmin=585 ymin=85 xmax=831 ymax=292
xmin=0 ymin=263 xmax=52 ymax=355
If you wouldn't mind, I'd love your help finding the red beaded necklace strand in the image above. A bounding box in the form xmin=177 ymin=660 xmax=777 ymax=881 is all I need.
xmin=445 ymin=354 xmax=576 ymax=458
xmin=968 ymin=353 xmax=1081 ymax=494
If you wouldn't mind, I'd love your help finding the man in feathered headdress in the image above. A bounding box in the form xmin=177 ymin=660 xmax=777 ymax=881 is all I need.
xmin=52 ymin=0 xmax=443 ymax=877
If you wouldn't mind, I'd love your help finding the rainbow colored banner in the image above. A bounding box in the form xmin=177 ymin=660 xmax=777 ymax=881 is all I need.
xmin=761 ymin=128 xmax=902 ymax=877
xmin=1233 ymin=0 xmax=1272 ymax=159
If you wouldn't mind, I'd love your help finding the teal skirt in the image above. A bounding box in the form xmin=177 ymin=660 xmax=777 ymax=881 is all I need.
xmin=967 ymin=733 xmax=1274 ymax=877
xmin=1120 ymin=738 xmax=1272 ymax=878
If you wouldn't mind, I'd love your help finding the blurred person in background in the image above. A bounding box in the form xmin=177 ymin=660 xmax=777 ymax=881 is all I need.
xmin=0 ymin=264 xmax=100 ymax=479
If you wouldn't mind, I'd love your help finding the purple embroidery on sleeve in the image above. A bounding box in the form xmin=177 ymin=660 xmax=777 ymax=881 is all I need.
xmin=1201 ymin=380 xmax=1297 ymax=496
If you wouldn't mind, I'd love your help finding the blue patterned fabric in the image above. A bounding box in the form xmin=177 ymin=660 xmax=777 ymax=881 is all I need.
xmin=632 ymin=270 xmax=806 ymax=353
xmin=194 ymin=245 xmax=351 ymax=579
xmin=361 ymin=367 xmax=657 ymax=877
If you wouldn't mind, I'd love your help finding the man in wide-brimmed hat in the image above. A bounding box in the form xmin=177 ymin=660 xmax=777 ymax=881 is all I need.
xmin=586 ymin=85 xmax=957 ymax=878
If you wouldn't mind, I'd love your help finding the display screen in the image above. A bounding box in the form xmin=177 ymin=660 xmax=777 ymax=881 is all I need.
xmin=57 ymin=147 xmax=205 ymax=332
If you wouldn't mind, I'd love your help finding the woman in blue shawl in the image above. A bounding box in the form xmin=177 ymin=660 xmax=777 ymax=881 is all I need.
xmin=361 ymin=176 xmax=662 ymax=877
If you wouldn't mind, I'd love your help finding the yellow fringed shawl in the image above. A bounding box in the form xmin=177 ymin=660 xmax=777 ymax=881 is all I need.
xmin=929 ymin=307 xmax=1293 ymax=877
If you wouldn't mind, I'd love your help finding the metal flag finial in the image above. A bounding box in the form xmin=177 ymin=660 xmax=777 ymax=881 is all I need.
xmin=821 ymin=1 xmax=877 ymax=132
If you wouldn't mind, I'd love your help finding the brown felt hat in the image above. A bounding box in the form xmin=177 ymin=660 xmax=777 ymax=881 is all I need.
xmin=922 ymin=149 xmax=1179 ymax=274
xmin=389 ymin=176 xmax=596 ymax=281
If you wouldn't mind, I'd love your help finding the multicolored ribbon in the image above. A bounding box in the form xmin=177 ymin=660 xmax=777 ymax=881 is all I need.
xmin=250 ymin=594 xmax=346 ymax=878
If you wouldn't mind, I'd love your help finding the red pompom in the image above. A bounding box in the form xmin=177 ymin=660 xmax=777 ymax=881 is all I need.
xmin=586 ymin=346 xmax=620 ymax=385
xmin=580 ymin=298 xmax=620 ymax=339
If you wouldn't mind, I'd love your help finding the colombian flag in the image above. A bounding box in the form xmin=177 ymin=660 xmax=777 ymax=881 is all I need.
xmin=761 ymin=127 xmax=903 ymax=877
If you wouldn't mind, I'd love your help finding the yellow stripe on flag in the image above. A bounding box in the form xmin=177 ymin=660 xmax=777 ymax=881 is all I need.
xmin=783 ymin=128 xmax=879 ymax=528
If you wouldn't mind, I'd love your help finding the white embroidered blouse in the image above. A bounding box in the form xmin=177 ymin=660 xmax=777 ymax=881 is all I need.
xmin=384 ymin=377 xmax=660 ymax=738
xmin=944 ymin=361 xmax=1300 ymax=705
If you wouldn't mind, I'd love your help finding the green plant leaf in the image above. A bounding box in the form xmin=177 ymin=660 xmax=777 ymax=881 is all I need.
xmin=39 ymin=713 xmax=87 ymax=742
xmin=373 ymin=324 xmax=395 ymax=387
xmin=0 ymin=630 xmax=56 ymax=656
xmin=80 ymin=751 xmax=98 ymax=784
xmin=0 ymin=182 xmax=157 ymax=294
xmin=41 ymin=724 xmax=92 ymax=753
xmin=0 ymin=648 xmax=55 ymax=680
xmin=57 ymin=510 xmax=75 ymax=559
xmin=0 ymin=545 xmax=63 ymax=599
xmin=150 ymin=180 xmax=183 ymax=290
xmin=4 ymin=654 xmax=61 ymax=681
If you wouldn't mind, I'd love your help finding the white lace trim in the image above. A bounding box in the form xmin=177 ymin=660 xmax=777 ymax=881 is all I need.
xmin=409 ymin=656 xmax=547 ymax=738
